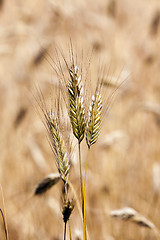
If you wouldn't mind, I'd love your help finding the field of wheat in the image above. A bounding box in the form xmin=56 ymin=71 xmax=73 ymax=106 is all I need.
xmin=1 ymin=0 xmax=160 ymax=239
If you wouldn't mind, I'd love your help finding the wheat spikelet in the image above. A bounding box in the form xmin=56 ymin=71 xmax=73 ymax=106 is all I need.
xmin=35 ymin=83 xmax=71 ymax=183
xmin=86 ymin=92 xmax=102 ymax=148
xmin=68 ymin=65 xmax=85 ymax=143
xmin=48 ymin=113 xmax=70 ymax=183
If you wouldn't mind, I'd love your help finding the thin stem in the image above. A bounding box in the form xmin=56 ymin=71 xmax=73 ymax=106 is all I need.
xmin=69 ymin=220 xmax=72 ymax=240
xmin=64 ymin=182 xmax=68 ymax=200
xmin=83 ymin=149 xmax=90 ymax=240
xmin=64 ymin=222 xmax=67 ymax=240
xmin=68 ymin=179 xmax=90 ymax=240
xmin=63 ymin=182 xmax=68 ymax=240
xmin=0 ymin=208 xmax=8 ymax=240
xmin=78 ymin=142 xmax=84 ymax=215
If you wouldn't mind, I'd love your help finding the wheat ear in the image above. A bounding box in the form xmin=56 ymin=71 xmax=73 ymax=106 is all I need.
xmin=68 ymin=65 xmax=85 ymax=143
xmin=35 ymin=85 xmax=70 ymax=184
xmin=86 ymin=93 xmax=102 ymax=148
xmin=48 ymin=114 xmax=70 ymax=183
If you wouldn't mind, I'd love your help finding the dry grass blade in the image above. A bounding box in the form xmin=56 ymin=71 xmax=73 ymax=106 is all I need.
xmin=110 ymin=207 xmax=156 ymax=230
xmin=68 ymin=65 xmax=85 ymax=143
xmin=34 ymin=173 xmax=60 ymax=195
xmin=86 ymin=93 xmax=102 ymax=148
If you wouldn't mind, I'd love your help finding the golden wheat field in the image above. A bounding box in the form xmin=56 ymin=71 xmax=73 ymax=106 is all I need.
xmin=1 ymin=0 xmax=160 ymax=239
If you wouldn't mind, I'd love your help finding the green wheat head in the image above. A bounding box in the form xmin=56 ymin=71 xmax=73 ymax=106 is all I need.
xmin=68 ymin=65 xmax=85 ymax=143
xmin=86 ymin=92 xmax=102 ymax=148
xmin=48 ymin=112 xmax=70 ymax=183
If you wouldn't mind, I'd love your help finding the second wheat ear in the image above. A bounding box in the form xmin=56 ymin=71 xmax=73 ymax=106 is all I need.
xmin=86 ymin=93 xmax=102 ymax=149
xmin=68 ymin=65 xmax=85 ymax=144
xmin=49 ymin=114 xmax=70 ymax=183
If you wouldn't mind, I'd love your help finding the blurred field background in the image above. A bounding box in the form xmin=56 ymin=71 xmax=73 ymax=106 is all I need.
xmin=1 ymin=0 xmax=160 ymax=239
